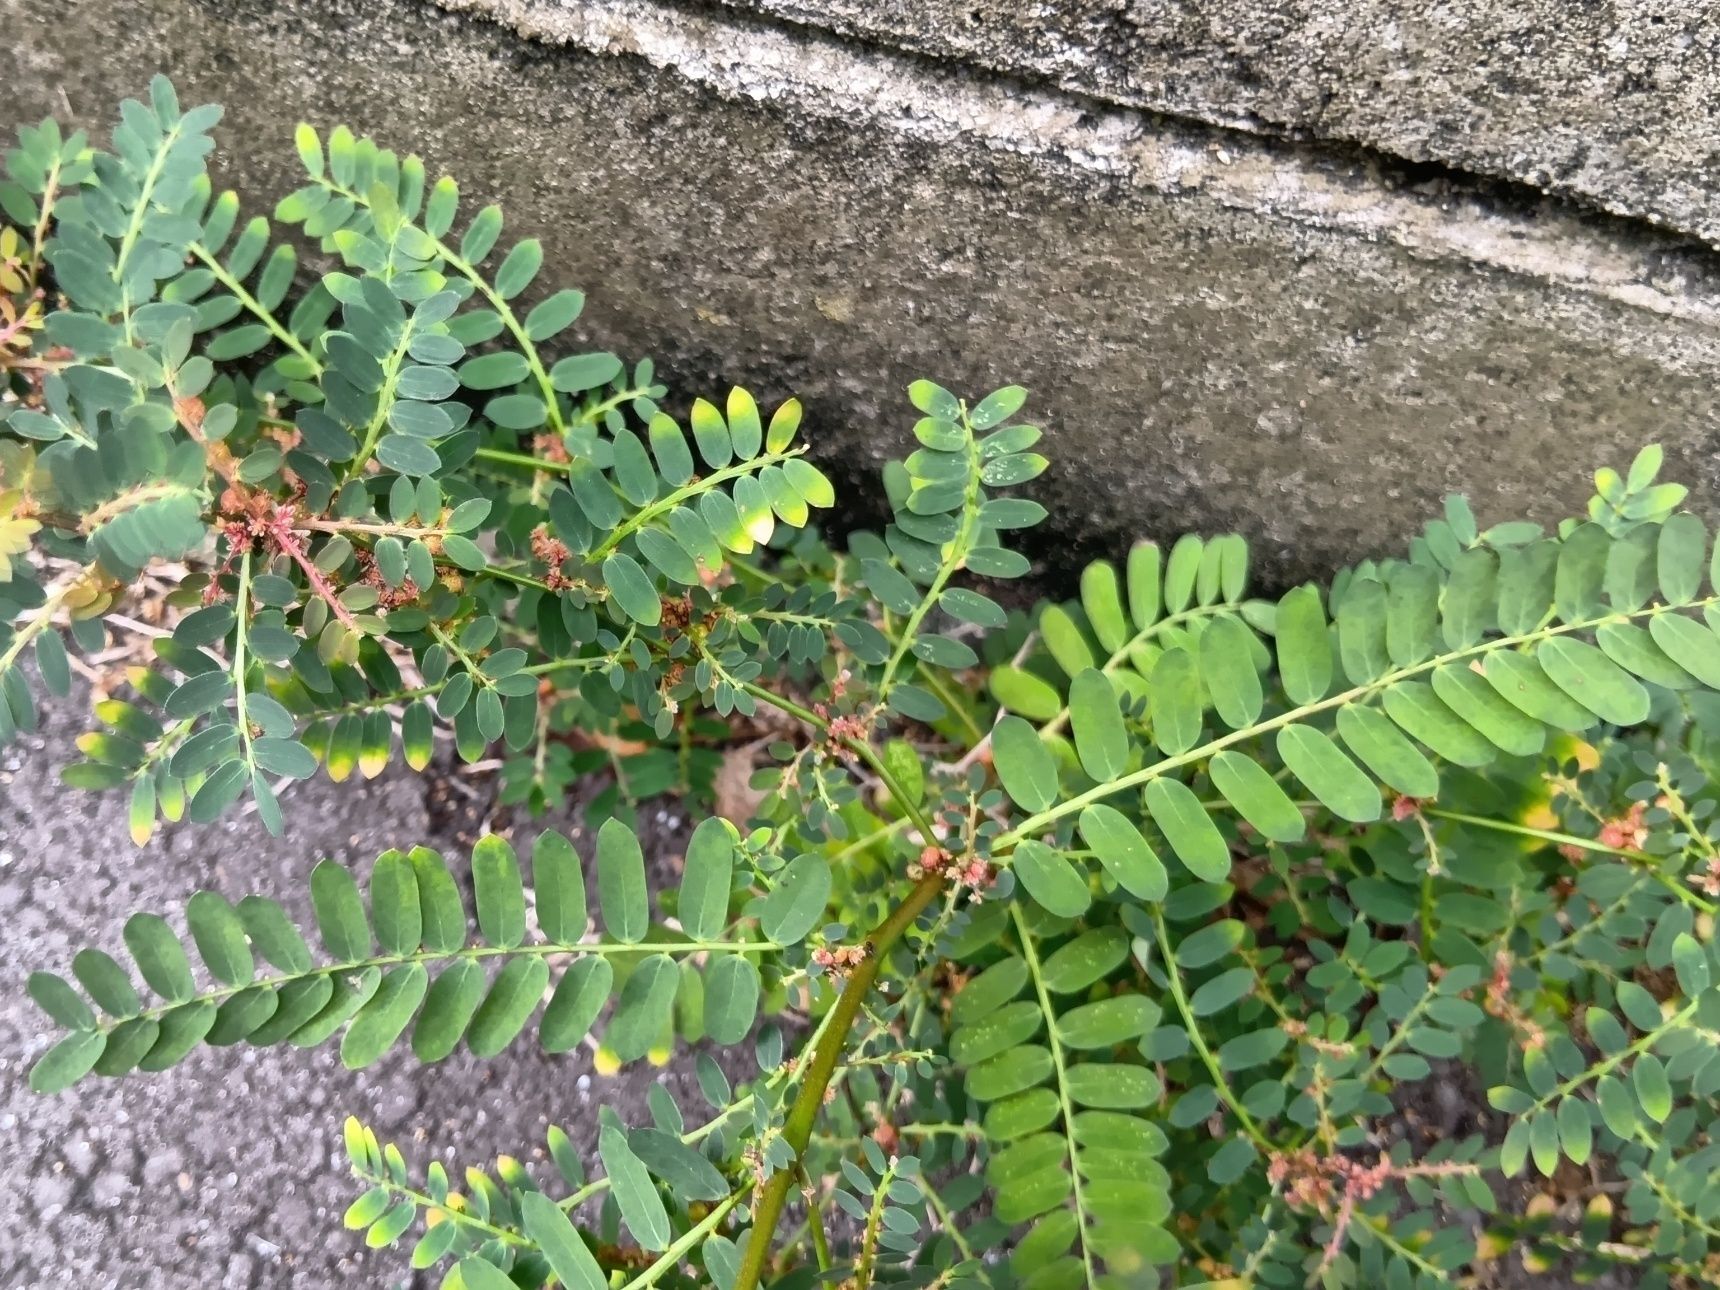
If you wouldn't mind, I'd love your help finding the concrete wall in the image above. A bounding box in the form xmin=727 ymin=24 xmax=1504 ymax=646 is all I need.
xmin=7 ymin=0 xmax=1720 ymax=584
xmin=719 ymin=0 xmax=1720 ymax=243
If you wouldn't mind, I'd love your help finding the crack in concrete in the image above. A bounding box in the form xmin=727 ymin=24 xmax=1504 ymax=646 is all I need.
xmin=432 ymin=0 xmax=1720 ymax=330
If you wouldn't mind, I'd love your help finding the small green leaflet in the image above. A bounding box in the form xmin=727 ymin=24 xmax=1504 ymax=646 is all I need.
xmin=679 ymin=818 xmax=736 ymax=941
xmin=599 ymin=1122 xmax=672 ymax=1249
xmin=993 ymin=716 xmax=1058 ymax=813
xmin=1077 ymin=804 xmax=1167 ymax=900
xmin=597 ymin=819 xmax=649 ymax=943
xmin=758 ymin=853 xmax=831 ymax=944
xmin=519 ymin=1193 xmax=607 ymax=1290
xmin=1012 ymin=840 xmax=1090 ymax=917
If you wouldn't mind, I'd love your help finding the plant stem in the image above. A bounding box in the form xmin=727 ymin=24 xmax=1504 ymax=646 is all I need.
xmin=811 ymin=1120 xmax=982 ymax=1149
xmin=1152 ymin=908 xmax=1276 ymax=1155
xmin=190 ymin=242 xmax=322 ymax=372
xmin=589 ymin=448 xmax=804 ymax=562
xmin=231 ymin=551 xmax=255 ymax=767
xmin=1356 ymin=986 xmax=1440 ymax=1086
xmin=77 ymin=484 xmax=202 ymax=536
xmin=1525 ymin=998 xmax=1700 ymax=1115
xmin=572 ymin=384 xmax=655 ymax=431
xmin=624 ymin=1186 xmax=750 ymax=1289
xmin=297 ymin=517 xmax=448 ymax=539
xmin=26 ymin=155 xmax=61 ymax=292
xmin=476 ymin=564 xmax=559 ymax=595
xmin=729 ymin=871 xmax=944 ymax=1290
xmin=1423 ymin=806 xmax=1717 ymax=914
xmin=1496 ymin=1225 xmax=1706 ymax=1279
xmin=1628 ymin=1155 xmax=1720 ymax=1243
xmin=876 ymin=405 xmax=982 ymax=699
xmin=0 ymin=563 xmax=98 ymax=675
xmin=114 ymin=124 xmax=180 ymax=289
xmin=732 ymin=677 xmax=940 ymax=844
xmin=288 ymin=655 xmax=600 ymax=723
xmin=827 ymin=817 xmax=914 ymax=866
xmin=992 ymin=597 xmax=1720 ymax=855
xmin=796 ymin=1165 xmax=832 ymax=1272
xmin=918 ymin=1176 xmax=988 ymax=1277
xmin=1356 ymin=1214 xmax=1451 ymax=1281
xmin=1525 ymin=878 xmax=1646 ymax=967
xmin=75 ymin=936 xmax=786 ymax=1037
xmin=474 ymin=444 xmax=573 ymax=475
xmin=319 ymin=177 xmax=570 ymax=437
xmin=555 ymin=981 xmax=867 ymax=1216
xmin=719 ymin=670 xmax=954 ymax=1283
xmin=918 ymin=664 xmax=988 ymax=744
xmin=854 ymin=1156 xmax=898 ymax=1285
xmin=344 ymin=324 xmax=415 ymax=482
xmin=351 ymin=1166 xmax=530 ymax=1248
xmin=1037 ymin=600 xmax=1238 ymax=737
xmin=1012 ymin=902 xmax=1098 ymax=1285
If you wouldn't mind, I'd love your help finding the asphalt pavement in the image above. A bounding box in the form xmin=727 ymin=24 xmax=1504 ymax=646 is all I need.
xmin=0 ymin=681 xmax=712 ymax=1289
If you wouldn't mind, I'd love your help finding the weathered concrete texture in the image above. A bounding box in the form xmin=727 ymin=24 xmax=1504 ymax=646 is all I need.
xmin=6 ymin=0 xmax=1720 ymax=587
xmin=0 ymin=681 xmax=725 ymax=1287
xmin=718 ymin=0 xmax=1720 ymax=246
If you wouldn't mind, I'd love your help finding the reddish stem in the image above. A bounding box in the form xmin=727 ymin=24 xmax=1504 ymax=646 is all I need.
xmin=264 ymin=507 xmax=363 ymax=633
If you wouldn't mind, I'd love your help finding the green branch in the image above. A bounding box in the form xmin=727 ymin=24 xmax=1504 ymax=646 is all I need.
xmin=473 ymin=445 xmax=573 ymax=475
xmin=190 ymin=241 xmax=322 ymax=372
xmin=114 ymin=124 xmax=182 ymax=288
xmin=287 ymin=655 xmax=603 ymax=726
xmin=1013 ymin=902 xmax=1099 ymax=1283
xmin=731 ymin=676 xmax=939 ymax=844
xmin=26 ymin=153 xmax=61 ymax=292
xmin=1152 ymin=908 xmax=1276 ymax=1155
xmin=796 ymin=1164 xmax=832 ymax=1273
xmin=75 ymin=936 xmax=785 ymax=1039
xmin=1524 ymin=998 xmax=1700 ymax=1116
xmin=231 ymin=550 xmax=257 ymax=769
xmin=625 ymin=1187 xmax=750 ymax=1289
xmin=1423 ymin=806 xmax=1717 ymax=914
xmin=877 ymin=404 xmax=982 ymax=699
xmin=591 ymin=447 xmax=805 ymax=562
xmin=344 ymin=316 xmax=418 ymax=481
xmin=350 ymin=1164 xmax=531 ymax=1248
xmin=1355 ymin=1214 xmax=1453 ymax=1281
xmin=994 ymin=596 xmax=1720 ymax=855
xmin=730 ymin=872 xmax=945 ymax=1290
xmin=1038 ymin=600 xmax=1240 ymax=738
xmin=0 ymin=572 xmax=85 ymax=676
xmin=572 ymin=384 xmax=658 ymax=432
xmin=316 ymin=176 xmax=568 ymax=436
xmin=853 ymin=1155 xmax=899 ymax=1285
xmin=426 ymin=242 xmax=565 ymax=436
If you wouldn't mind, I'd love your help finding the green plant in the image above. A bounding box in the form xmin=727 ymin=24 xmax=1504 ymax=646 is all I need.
xmin=10 ymin=79 xmax=1720 ymax=1290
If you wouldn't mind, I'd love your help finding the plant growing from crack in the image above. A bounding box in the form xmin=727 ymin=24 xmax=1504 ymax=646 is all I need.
xmin=11 ymin=78 xmax=1720 ymax=1290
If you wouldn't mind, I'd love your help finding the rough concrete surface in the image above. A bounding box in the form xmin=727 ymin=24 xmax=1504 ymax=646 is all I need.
xmin=0 ymin=681 xmax=723 ymax=1288
xmin=719 ymin=0 xmax=1720 ymax=246
xmin=7 ymin=0 xmax=1720 ymax=589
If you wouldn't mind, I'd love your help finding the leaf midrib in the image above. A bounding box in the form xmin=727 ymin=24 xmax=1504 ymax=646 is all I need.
xmin=69 ymin=934 xmax=783 ymax=1037
xmin=995 ymin=595 xmax=1720 ymax=854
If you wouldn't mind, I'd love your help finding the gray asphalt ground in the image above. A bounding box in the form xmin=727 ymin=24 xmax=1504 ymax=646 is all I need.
xmin=0 ymin=681 xmax=713 ymax=1289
